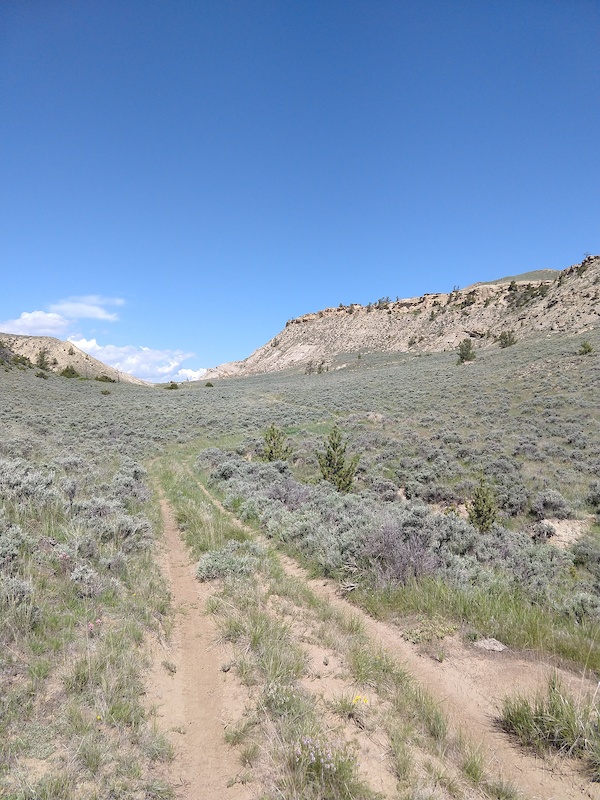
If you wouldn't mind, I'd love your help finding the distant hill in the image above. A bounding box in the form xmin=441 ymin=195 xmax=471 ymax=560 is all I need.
xmin=205 ymin=255 xmax=600 ymax=379
xmin=0 ymin=333 xmax=147 ymax=385
xmin=474 ymin=268 xmax=560 ymax=286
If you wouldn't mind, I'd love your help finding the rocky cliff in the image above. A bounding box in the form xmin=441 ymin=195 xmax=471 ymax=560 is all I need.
xmin=205 ymin=255 xmax=600 ymax=378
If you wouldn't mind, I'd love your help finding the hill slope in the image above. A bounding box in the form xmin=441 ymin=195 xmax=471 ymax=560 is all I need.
xmin=206 ymin=255 xmax=600 ymax=378
xmin=0 ymin=333 xmax=147 ymax=385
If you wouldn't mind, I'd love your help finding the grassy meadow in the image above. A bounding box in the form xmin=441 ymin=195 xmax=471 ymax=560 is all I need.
xmin=1 ymin=326 xmax=599 ymax=797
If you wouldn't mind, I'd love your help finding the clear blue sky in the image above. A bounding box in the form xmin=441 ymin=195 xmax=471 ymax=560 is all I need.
xmin=2 ymin=1 xmax=599 ymax=381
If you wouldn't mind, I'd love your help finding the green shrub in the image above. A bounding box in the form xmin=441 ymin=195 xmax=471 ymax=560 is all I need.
xmin=165 ymin=381 xmax=178 ymax=390
xmin=457 ymin=338 xmax=476 ymax=364
xmin=36 ymin=348 xmax=50 ymax=370
xmin=60 ymin=365 xmax=80 ymax=378
xmin=579 ymin=340 xmax=593 ymax=355
xmin=205 ymin=381 xmax=214 ymax=387
xmin=498 ymin=330 xmax=517 ymax=348
xmin=317 ymin=427 xmax=359 ymax=493
xmin=95 ymin=374 xmax=116 ymax=383
xmin=12 ymin=353 xmax=32 ymax=368
xmin=262 ymin=423 xmax=292 ymax=462
xmin=468 ymin=479 xmax=498 ymax=532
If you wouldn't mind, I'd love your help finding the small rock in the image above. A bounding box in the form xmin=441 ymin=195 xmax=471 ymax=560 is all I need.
xmin=474 ymin=637 xmax=507 ymax=652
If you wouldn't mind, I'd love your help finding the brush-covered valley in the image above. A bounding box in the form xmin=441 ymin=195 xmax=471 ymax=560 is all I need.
xmin=1 ymin=321 xmax=600 ymax=799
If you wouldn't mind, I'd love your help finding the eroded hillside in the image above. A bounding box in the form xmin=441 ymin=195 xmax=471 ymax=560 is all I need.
xmin=206 ymin=254 xmax=600 ymax=378
xmin=0 ymin=333 xmax=146 ymax=385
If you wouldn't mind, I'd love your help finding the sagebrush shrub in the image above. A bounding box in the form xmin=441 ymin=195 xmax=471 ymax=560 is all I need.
xmin=531 ymin=521 xmax=556 ymax=542
xmin=0 ymin=574 xmax=33 ymax=606
xmin=0 ymin=521 xmax=31 ymax=573
xmin=69 ymin=564 xmax=103 ymax=597
xmin=196 ymin=540 xmax=265 ymax=581
xmin=363 ymin=518 xmax=438 ymax=585
xmin=587 ymin=481 xmax=600 ymax=508
xmin=532 ymin=489 xmax=574 ymax=520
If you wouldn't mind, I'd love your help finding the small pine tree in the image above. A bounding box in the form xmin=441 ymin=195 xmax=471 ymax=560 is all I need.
xmin=36 ymin=348 xmax=50 ymax=370
xmin=468 ymin=479 xmax=498 ymax=532
xmin=498 ymin=330 xmax=517 ymax=348
xmin=317 ymin=426 xmax=359 ymax=493
xmin=457 ymin=338 xmax=476 ymax=364
xmin=262 ymin=424 xmax=291 ymax=462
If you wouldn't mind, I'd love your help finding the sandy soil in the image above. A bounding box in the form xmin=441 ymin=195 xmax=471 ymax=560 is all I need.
xmin=281 ymin=555 xmax=600 ymax=800
xmin=547 ymin=517 xmax=594 ymax=550
xmin=145 ymin=498 xmax=254 ymax=799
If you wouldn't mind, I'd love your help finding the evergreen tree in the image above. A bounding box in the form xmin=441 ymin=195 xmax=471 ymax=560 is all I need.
xmin=468 ymin=478 xmax=498 ymax=532
xmin=262 ymin=424 xmax=291 ymax=461
xmin=457 ymin=338 xmax=476 ymax=364
xmin=60 ymin=365 xmax=80 ymax=378
xmin=317 ymin=426 xmax=359 ymax=493
xmin=36 ymin=348 xmax=50 ymax=370
xmin=498 ymin=330 xmax=517 ymax=348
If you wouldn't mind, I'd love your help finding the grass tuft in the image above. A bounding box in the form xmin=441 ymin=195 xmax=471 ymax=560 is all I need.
xmin=502 ymin=672 xmax=600 ymax=776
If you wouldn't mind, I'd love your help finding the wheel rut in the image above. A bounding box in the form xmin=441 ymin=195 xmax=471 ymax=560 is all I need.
xmin=145 ymin=497 xmax=254 ymax=800
xmin=193 ymin=477 xmax=600 ymax=800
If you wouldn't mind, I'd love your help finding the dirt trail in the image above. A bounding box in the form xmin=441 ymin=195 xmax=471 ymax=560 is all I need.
xmin=194 ymin=479 xmax=600 ymax=800
xmin=145 ymin=498 xmax=254 ymax=800
xmin=282 ymin=556 xmax=600 ymax=800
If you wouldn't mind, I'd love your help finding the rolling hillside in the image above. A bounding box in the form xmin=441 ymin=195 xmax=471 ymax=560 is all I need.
xmin=0 ymin=333 xmax=147 ymax=385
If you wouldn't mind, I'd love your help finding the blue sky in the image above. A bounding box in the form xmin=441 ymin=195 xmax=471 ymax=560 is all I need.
xmin=1 ymin=1 xmax=599 ymax=381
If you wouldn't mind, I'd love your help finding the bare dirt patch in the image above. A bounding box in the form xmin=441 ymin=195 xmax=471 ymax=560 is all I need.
xmin=145 ymin=498 xmax=254 ymax=799
xmin=546 ymin=517 xmax=594 ymax=550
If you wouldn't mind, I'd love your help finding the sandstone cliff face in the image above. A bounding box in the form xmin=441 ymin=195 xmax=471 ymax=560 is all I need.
xmin=206 ymin=255 xmax=600 ymax=378
xmin=0 ymin=334 xmax=147 ymax=385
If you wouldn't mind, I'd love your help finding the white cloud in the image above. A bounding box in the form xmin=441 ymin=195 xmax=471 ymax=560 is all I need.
xmin=1 ymin=295 xmax=205 ymax=382
xmin=1 ymin=295 xmax=125 ymax=335
xmin=70 ymin=337 xmax=205 ymax=383
xmin=49 ymin=295 xmax=124 ymax=321
xmin=174 ymin=367 xmax=208 ymax=382
xmin=0 ymin=310 xmax=70 ymax=336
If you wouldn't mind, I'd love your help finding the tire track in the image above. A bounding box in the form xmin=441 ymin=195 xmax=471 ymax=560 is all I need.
xmin=145 ymin=496 xmax=255 ymax=800
xmin=194 ymin=474 xmax=600 ymax=800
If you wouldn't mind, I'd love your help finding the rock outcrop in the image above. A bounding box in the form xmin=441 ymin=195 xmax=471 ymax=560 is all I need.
xmin=205 ymin=255 xmax=600 ymax=378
